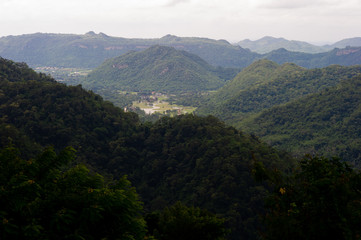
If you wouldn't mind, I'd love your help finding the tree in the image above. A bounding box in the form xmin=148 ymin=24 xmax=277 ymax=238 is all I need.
xmin=260 ymin=155 xmax=361 ymax=240
xmin=0 ymin=145 xmax=146 ymax=240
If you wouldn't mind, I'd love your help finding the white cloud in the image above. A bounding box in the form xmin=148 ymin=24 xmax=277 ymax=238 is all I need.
xmin=0 ymin=0 xmax=361 ymax=42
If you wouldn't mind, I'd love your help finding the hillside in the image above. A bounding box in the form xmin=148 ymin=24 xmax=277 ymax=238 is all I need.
xmin=196 ymin=60 xmax=361 ymax=123
xmin=0 ymin=57 xmax=294 ymax=240
xmin=238 ymin=36 xmax=329 ymax=54
xmin=240 ymin=75 xmax=361 ymax=164
xmin=0 ymin=32 xmax=256 ymax=69
xmin=83 ymin=45 xmax=237 ymax=93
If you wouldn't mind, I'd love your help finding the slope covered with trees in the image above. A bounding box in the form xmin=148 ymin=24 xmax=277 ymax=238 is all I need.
xmin=83 ymin=45 xmax=238 ymax=93
xmin=0 ymin=57 xmax=295 ymax=239
xmin=240 ymin=75 xmax=361 ymax=164
xmin=196 ymin=60 xmax=361 ymax=124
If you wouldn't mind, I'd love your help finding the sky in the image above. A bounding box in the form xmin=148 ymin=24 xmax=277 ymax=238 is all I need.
xmin=1 ymin=0 xmax=361 ymax=44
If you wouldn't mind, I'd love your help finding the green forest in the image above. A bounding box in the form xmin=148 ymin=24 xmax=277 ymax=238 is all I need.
xmin=1 ymin=43 xmax=361 ymax=240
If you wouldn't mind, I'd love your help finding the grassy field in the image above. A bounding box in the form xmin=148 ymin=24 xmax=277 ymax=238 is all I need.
xmin=133 ymin=99 xmax=196 ymax=115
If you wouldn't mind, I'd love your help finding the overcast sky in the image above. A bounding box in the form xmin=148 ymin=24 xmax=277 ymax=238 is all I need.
xmin=1 ymin=0 xmax=361 ymax=44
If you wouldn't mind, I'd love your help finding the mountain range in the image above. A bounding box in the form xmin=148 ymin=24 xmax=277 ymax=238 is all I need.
xmin=1 ymin=32 xmax=361 ymax=70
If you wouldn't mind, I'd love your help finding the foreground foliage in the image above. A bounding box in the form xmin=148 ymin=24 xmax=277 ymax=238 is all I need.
xmin=0 ymin=146 xmax=146 ymax=240
xmin=258 ymin=155 xmax=361 ymax=240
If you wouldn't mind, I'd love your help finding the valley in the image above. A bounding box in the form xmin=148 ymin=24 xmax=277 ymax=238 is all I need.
xmin=1 ymin=32 xmax=361 ymax=240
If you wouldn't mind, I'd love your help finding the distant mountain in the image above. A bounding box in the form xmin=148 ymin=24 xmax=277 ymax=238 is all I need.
xmin=241 ymin=74 xmax=361 ymax=164
xmin=238 ymin=36 xmax=328 ymax=54
xmin=263 ymin=46 xmax=361 ymax=68
xmin=0 ymin=32 xmax=257 ymax=68
xmin=196 ymin=60 xmax=361 ymax=124
xmin=330 ymin=37 xmax=361 ymax=48
xmin=83 ymin=45 xmax=238 ymax=93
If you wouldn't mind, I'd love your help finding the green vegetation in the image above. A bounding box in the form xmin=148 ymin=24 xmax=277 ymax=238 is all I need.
xmin=257 ymin=155 xmax=361 ymax=239
xmin=0 ymin=57 xmax=296 ymax=239
xmin=83 ymin=45 xmax=238 ymax=93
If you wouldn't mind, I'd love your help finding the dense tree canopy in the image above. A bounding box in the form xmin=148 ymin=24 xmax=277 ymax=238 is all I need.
xmin=0 ymin=145 xmax=146 ymax=240
xmin=259 ymin=155 xmax=361 ymax=240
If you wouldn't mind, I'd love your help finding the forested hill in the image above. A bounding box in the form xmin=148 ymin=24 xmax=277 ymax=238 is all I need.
xmin=196 ymin=60 xmax=361 ymax=123
xmin=0 ymin=32 xmax=256 ymax=68
xmin=239 ymin=74 xmax=361 ymax=165
xmin=83 ymin=45 xmax=238 ymax=93
xmin=0 ymin=57 xmax=294 ymax=239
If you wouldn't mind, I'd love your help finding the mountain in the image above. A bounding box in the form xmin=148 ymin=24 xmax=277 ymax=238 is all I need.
xmin=0 ymin=57 xmax=294 ymax=240
xmin=238 ymin=36 xmax=329 ymax=54
xmin=241 ymin=74 xmax=361 ymax=164
xmin=196 ymin=60 xmax=361 ymax=125
xmin=0 ymin=32 xmax=257 ymax=68
xmin=83 ymin=45 xmax=238 ymax=93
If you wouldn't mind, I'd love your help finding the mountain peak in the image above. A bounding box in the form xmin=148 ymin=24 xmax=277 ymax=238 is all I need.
xmin=85 ymin=31 xmax=97 ymax=36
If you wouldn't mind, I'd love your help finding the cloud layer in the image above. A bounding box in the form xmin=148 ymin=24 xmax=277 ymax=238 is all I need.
xmin=0 ymin=0 xmax=360 ymax=42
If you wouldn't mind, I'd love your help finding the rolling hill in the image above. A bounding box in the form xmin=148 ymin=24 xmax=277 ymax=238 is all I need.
xmin=196 ymin=60 xmax=361 ymax=124
xmin=83 ymin=45 xmax=238 ymax=93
